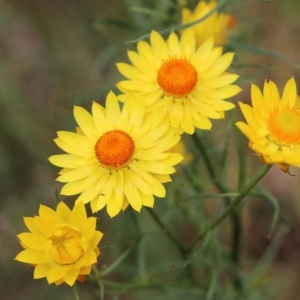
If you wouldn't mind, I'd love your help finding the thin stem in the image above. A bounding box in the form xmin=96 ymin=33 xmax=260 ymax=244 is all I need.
xmin=231 ymin=128 xmax=247 ymax=264
xmin=191 ymin=133 xmax=230 ymax=193
xmin=73 ymin=283 xmax=80 ymax=300
xmin=185 ymin=164 xmax=272 ymax=252
xmin=191 ymin=133 xmax=240 ymax=258
xmin=146 ymin=207 xmax=185 ymax=255
xmin=99 ymin=278 xmax=194 ymax=292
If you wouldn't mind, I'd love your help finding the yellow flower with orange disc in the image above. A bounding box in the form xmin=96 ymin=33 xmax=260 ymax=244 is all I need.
xmin=49 ymin=92 xmax=183 ymax=217
xmin=116 ymin=29 xmax=240 ymax=135
xmin=236 ymin=77 xmax=300 ymax=173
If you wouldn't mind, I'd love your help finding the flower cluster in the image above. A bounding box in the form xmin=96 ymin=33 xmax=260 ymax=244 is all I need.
xmin=15 ymin=0 xmax=300 ymax=290
xmin=13 ymin=1 xmax=240 ymax=286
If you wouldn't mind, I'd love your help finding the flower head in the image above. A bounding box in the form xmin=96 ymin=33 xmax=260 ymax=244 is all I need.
xmin=116 ymin=29 xmax=240 ymax=135
xmin=181 ymin=0 xmax=236 ymax=46
xmin=49 ymin=92 xmax=183 ymax=217
xmin=236 ymin=77 xmax=300 ymax=173
xmin=14 ymin=202 xmax=103 ymax=286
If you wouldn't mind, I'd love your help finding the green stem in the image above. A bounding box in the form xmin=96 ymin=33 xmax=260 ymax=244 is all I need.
xmin=191 ymin=133 xmax=230 ymax=193
xmin=72 ymin=283 xmax=80 ymax=300
xmin=146 ymin=207 xmax=185 ymax=255
xmin=231 ymin=128 xmax=247 ymax=264
xmin=99 ymin=279 xmax=196 ymax=292
xmin=191 ymin=133 xmax=240 ymax=257
xmin=185 ymin=164 xmax=272 ymax=252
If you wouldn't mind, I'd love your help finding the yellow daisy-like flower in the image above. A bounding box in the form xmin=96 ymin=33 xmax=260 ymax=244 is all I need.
xmin=181 ymin=0 xmax=236 ymax=46
xmin=14 ymin=202 xmax=103 ymax=286
xmin=49 ymin=92 xmax=183 ymax=217
xmin=116 ymin=29 xmax=240 ymax=135
xmin=236 ymin=77 xmax=300 ymax=173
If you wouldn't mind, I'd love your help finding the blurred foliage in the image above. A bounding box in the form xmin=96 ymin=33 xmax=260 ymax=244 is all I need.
xmin=2 ymin=0 xmax=300 ymax=299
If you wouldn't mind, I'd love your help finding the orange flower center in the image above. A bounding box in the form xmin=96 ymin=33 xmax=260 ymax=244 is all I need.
xmin=95 ymin=130 xmax=135 ymax=169
xmin=157 ymin=57 xmax=197 ymax=97
xmin=49 ymin=226 xmax=83 ymax=265
xmin=268 ymin=108 xmax=300 ymax=145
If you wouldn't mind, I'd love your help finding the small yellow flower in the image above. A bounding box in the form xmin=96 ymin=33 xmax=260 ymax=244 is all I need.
xmin=181 ymin=0 xmax=235 ymax=46
xmin=49 ymin=92 xmax=183 ymax=217
xmin=14 ymin=202 xmax=103 ymax=286
xmin=116 ymin=29 xmax=240 ymax=135
xmin=236 ymin=77 xmax=300 ymax=173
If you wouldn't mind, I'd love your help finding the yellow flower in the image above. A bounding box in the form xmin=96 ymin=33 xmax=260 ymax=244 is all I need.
xmin=236 ymin=77 xmax=300 ymax=173
xmin=14 ymin=202 xmax=103 ymax=286
xmin=116 ymin=29 xmax=240 ymax=135
xmin=49 ymin=92 xmax=183 ymax=217
xmin=181 ymin=0 xmax=236 ymax=47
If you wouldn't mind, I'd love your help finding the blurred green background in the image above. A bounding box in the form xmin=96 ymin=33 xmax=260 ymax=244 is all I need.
xmin=2 ymin=0 xmax=300 ymax=299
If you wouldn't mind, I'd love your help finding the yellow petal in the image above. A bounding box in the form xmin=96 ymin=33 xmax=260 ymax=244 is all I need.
xmin=57 ymin=165 xmax=99 ymax=183
xmin=281 ymin=77 xmax=297 ymax=107
xmin=91 ymin=101 xmax=108 ymax=133
xmin=140 ymin=192 xmax=154 ymax=207
xmin=106 ymin=194 xmax=123 ymax=218
xmin=81 ymin=218 xmax=97 ymax=241
xmin=24 ymin=217 xmax=40 ymax=234
xmin=34 ymin=264 xmax=49 ymax=279
xmin=53 ymin=138 xmax=93 ymax=157
xmin=204 ymin=53 xmax=235 ymax=79
xmin=73 ymin=106 xmax=97 ymax=139
xmin=238 ymin=102 xmax=260 ymax=129
xmin=167 ymin=32 xmax=181 ymax=57
xmin=137 ymin=160 xmax=175 ymax=174
xmin=106 ymin=91 xmax=121 ymax=127
xmin=124 ymin=181 xmax=142 ymax=212
xmin=202 ymin=74 xmax=239 ymax=89
xmin=264 ymin=80 xmax=280 ymax=112
xmin=235 ymin=122 xmax=256 ymax=141
xmin=181 ymin=104 xmax=195 ymax=134
xmin=15 ymin=249 xmax=47 ymax=264
xmin=64 ymin=270 xmax=80 ymax=286
xmin=71 ymin=202 xmax=87 ymax=225
xmin=126 ymin=168 xmax=152 ymax=196
xmin=180 ymin=28 xmax=196 ymax=59
xmin=17 ymin=233 xmax=45 ymax=251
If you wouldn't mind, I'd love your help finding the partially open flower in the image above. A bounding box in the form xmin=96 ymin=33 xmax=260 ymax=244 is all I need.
xmin=15 ymin=201 xmax=103 ymax=286
xmin=236 ymin=77 xmax=300 ymax=173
